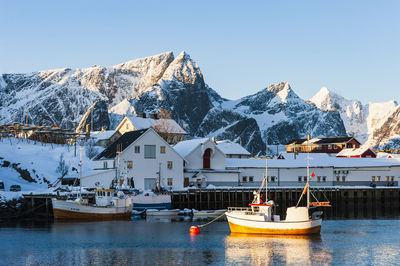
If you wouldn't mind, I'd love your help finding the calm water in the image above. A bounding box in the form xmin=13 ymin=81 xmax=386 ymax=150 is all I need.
xmin=0 ymin=217 xmax=399 ymax=265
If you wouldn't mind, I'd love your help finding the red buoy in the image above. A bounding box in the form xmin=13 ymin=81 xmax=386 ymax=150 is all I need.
xmin=189 ymin=226 xmax=200 ymax=234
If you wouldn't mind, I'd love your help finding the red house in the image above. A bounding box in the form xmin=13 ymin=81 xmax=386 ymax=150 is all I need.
xmin=286 ymin=137 xmax=361 ymax=154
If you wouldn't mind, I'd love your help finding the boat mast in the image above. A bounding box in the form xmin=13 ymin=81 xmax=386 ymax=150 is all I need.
xmin=265 ymin=131 xmax=268 ymax=202
xmin=79 ymin=145 xmax=83 ymax=199
xmin=306 ymin=133 xmax=310 ymax=209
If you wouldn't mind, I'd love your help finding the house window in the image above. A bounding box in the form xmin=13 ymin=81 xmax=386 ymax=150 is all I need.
xmin=127 ymin=161 xmax=133 ymax=168
xmin=167 ymin=161 xmax=173 ymax=169
xmin=391 ymin=176 xmax=394 ymax=182
xmin=377 ymin=176 xmax=381 ymax=182
xmin=348 ymin=144 xmax=353 ymax=148
xmin=336 ymin=176 xmax=340 ymax=182
xmin=135 ymin=146 xmax=140 ymax=153
xmin=323 ymin=176 xmax=326 ymax=182
xmin=249 ymin=176 xmax=254 ymax=182
xmin=270 ymin=176 xmax=275 ymax=182
xmin=167 ymin=178 xmax=173 ymax=186
xmin=242 ymin=176 xmax=247 ymax=182
xmin=160 ymin=146 xmax=166 ymax=154
xmin=386 ymin=176 xmax=389 ymax=182
xmin=103 ymin=161 xmax=108 ymax=169
xmin=317 ymin=176 xmax=321 ymax=182
xmin=371 ymin=176 xmax=375 ymax=182
xmin=342 ymin=176 xmax=346 ymax=182
xmin=144 ymin=145 xmax=156 ymax=159
xmin=298 ymin=176 xmax=302 ymax=182
xmin=126 ymin=124 xmax=129 ymax=129
xmin=304 ymin=176 xmax=307 ymax=182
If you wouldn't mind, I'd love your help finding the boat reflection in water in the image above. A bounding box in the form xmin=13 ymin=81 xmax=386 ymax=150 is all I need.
xmin=225 ymin=233 xmax=331 ymax=265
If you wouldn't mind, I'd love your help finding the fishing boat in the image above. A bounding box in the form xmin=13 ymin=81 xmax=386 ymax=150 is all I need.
xmin=52 ymin=146 xmax=132 ymax=220
xmin=52 ymin=188 xmax=133 ymax=220
xmin=225 ymin=135 xmax=329 ymax=235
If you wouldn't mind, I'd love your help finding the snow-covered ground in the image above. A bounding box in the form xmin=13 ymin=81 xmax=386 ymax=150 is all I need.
xmin=0 ymin=138 xmax=95 ymax=201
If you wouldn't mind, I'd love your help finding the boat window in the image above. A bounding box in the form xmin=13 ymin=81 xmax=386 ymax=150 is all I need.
xmin=253 ymin=206 xmax=259 ymax=212
xmin=107 ymin=192 xmax=110 ymax=197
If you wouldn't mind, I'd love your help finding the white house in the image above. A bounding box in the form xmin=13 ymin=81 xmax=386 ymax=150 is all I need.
xmin=89 ymin=128 xmax=184 ymax=190
xmin=174 ymin=138 xmax=240 ymax=187
xmin=115 ymin=115 xmax=187 ymax=145
xmin=216 ymin=140 xmax=251 ymax=158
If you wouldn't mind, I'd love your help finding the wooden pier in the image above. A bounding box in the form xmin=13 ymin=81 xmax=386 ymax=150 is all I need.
xmin=12 ymin=187 xmax=400 ymax=220
xmin=171 ymin=187 xmax=400 ymax=219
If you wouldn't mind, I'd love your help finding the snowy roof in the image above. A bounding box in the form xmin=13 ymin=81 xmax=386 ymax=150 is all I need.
xmin=216 ymin=140 xmax=250 ymax=155
xmin=173 ymin=138 xmax=209 ymax=158
xmin=126 ymin=116 xmax=187 ymax=134
xmin=90 ymin=130 xmax=116 ymax=141
xmin=336 ymin=147 xmax=375 ymax=157
xmin=226 ymin=153 xmax=400 ymax=169
xmin=95 ymin=129 xmax=148 ymax=159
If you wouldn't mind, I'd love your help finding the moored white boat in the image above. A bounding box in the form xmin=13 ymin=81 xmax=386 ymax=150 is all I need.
xmin=52 ymin=188 xmax=133 ymax=220
xmin=192 ymin=209 xmax=227 ymax=217
xmin=132 ymin=192 xmax=171 ymax=210
xmin=145 ymin=209 xmax=180 ymax=216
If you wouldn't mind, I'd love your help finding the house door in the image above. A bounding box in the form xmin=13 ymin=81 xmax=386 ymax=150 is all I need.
xmin=203 ymin=148 xmax=211 ymax=169
xmin=144 ymin=178 xmax=156 ymax=190
xmin=184 ymin=177 xmax=189 ymax=187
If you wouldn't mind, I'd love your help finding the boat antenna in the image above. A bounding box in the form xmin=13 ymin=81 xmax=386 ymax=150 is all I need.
xmin=79 ymin=145 xmax=83 ymax=200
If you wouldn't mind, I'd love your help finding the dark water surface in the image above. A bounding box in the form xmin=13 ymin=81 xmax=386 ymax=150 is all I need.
xmin=0 ymin=217 xmax=399 ymax=265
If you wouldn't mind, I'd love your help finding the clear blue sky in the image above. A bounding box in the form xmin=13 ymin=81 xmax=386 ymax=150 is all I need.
xmin=1 ymin=0 xmax=399 ymax=103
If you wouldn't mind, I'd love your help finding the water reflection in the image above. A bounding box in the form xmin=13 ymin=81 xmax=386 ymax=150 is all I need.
xmin=225 ymin=233 xmax=331 ymax=265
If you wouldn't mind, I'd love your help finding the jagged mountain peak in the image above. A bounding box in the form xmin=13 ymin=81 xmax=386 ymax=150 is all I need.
xmin=161 ymin=51 xmax=203 ymax=85
xmin=114 ymin=51 xmax=174 ymax=69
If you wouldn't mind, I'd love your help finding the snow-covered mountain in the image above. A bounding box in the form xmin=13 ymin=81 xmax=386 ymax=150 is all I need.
xmin=1 ymin=51 xmax=348 ymax=155
xmin=310 ymin=87 xmax=398 ymax=148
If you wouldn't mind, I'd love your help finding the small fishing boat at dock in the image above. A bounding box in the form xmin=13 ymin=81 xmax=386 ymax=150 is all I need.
xmin=52 ymin=188 xmax=133 ymax=220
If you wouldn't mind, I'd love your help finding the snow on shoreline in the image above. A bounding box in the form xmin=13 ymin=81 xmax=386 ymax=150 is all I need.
xmin=0 ymin=138 xmax=93 ymax=200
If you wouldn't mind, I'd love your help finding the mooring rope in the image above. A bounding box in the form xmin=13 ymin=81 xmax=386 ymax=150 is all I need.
xmin=196 ymin=212 xmax=226 ymax=228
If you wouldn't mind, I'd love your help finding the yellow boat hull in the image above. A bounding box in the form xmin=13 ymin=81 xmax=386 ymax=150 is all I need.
xmin=228 ymin=221 xmax=321 ymax=235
